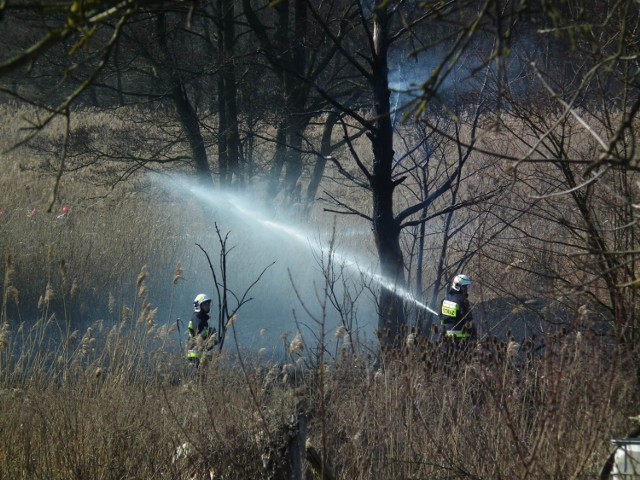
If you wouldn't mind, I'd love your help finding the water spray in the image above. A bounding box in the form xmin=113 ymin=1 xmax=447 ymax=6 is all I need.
xmin=226 ymin=189 xmax=440 ymax=317
xmin=157 ymin=175 xmax=440 ymax=318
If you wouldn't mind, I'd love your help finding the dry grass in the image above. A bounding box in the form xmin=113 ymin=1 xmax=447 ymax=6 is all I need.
xmin=0 ymin=284 xmax=635 ymax=479
xmin=0 ymin=108 xmax=210 ymax=325
xmin=0 ymin=228 xmax=636 ymax=479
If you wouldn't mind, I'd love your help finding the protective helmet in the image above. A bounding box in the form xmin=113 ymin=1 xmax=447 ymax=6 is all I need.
xmin=193 ymin=293 xmax=211 ymax=312
xmin=452 ymin=274 xmax=471 ymax=291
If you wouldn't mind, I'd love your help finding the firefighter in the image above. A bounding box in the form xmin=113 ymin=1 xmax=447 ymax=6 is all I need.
xmin=187 ymin=293 xmax=217 ymax=365
xmin=440 ymin=274 xmax=476 ymax=343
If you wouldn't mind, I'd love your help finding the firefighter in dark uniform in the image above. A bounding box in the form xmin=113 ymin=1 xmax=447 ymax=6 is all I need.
xmin=440 ymin=274 xmax=476 ymax=344
xmin=187 ymin=293 xmax=217 ymax=365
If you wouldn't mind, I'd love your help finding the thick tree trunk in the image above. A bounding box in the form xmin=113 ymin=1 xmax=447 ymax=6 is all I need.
xmin=218 ymin=0 xmax=242 ymax=186
xmin=171 ymin=80 xmax=212 ymax=186
xmin=280 ymin=0 xmax=308 ymax=200
xmin=245 ymin=0 xmax=311 ymax=203
xmin=283 ymin=120 xmax=305 ymax=201
xmin=267 ymin=115 xmax=310 ymax=202
xmin=217 ymin=73 xmax=229 ymax=183
xmin=305 ymin=112 xmax=339 ymax=214
xmin=157 ymin=13 xmax=212 ymax=186
xmin=371 ymin=5 xmax=406 ymax=348
xmin=267 ymin=122 xmax=288 ymax=200
xmin=114 ymin=41 xmax=125 ymax=106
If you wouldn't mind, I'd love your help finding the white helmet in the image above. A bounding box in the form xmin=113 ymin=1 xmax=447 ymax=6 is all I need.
xmin=452 ymin=274 xmax=471 ymax=291
xmin=193 ymin=293 xmax=211 ymax=312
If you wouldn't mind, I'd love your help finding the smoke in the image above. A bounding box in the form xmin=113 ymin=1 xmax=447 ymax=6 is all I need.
xmin=387 ymin=20 xmax=542 ymax=115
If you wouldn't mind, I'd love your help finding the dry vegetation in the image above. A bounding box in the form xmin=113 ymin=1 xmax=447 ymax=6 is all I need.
xmin=0 ymin=271 xmax=635 ymax=479
xmin=0 ymin=104 xmax=639 ymax=479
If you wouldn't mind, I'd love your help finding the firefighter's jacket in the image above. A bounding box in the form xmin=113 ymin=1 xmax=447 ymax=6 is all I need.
xmin=440 ymin=289 xmax=475 ymax=339
xmin=187 ymin=311 xmax=216 ymax=360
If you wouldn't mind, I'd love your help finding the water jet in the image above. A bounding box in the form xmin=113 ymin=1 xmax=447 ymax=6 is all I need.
xmin=154 ymin=174 xmax=438 ymax=351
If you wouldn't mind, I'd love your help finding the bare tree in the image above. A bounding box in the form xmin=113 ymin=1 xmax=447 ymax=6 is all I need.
xmin=242 ymin=0 xmax=351 ymax=204
xmin=397 ymin=105 xmax=506 ymax=334
xmin=154 ymin=11 xmax=213 ymax=185
xmin=299 ymin=1 xmax=511 ymax=348
xmin=216 ymin=0 xmax=242 ymax=186
xmin=479 ymin=0 xmax=640 ymax=348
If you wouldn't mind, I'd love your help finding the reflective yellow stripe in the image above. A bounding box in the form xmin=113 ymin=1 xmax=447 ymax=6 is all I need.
xmin=187 ymin=350 xmax=202 ymax=359
xmin=445 ymin=331 xmax=470 ymax=338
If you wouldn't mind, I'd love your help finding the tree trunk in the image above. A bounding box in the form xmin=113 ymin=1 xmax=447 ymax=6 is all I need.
xmin=217 ymin=73 xmax=229 ymax=184
xmin=157 ymin=13 xmax=212 ymax=186
xmin=218 ymin=0 xmax=242 ymax=186
xmin=280 ymin=0 xmax=309 ymax=199
xmin=370 ymin=4 xmax=406 ymax=348
xmin=267 ymin=116 xmax=311 ymax=204
xmin=267 ymin=122 xmax=288 ymax=200
xmin=114 ymin=41 xmax=125 ymax=106
xmin=283 ymin=119 xmax=306 ymax=201
xmin=171 ymin=79 xmax=213 ymax=185
xmin=245 ymin=0 xmax=311 ymax=203
xmin=305 ymin=112 xmax=339 ymax=215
